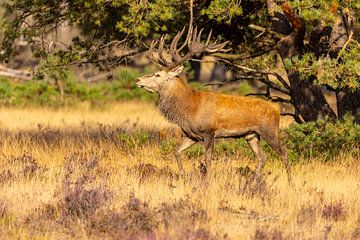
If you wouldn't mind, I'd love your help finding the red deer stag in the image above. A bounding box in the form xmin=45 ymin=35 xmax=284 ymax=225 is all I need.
xmin=136 ymin=26 xmax=292 ymax=183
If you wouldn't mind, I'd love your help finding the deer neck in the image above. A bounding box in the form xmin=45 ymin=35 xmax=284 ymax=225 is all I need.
xmin=158 ymin=77 xmax=199 ymax=127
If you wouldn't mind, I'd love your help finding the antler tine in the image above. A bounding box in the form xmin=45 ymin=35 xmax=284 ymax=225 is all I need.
xmin=188 ymin=26 xmax=206 ymax=54
xmin=147 ymin=25 xmax=230 ymax=69
xmin=147 ymin=40 xmax=163 ymax=66
xmin=193 ymin=27 xmax=231 ymax=53
xmin=206 ymin=40 xmax=232 ymax=53
xmin=175 ymin=26 xmax=188 ymax=53
xmin=146 ymin=0 xmax=230 ymax=68
xmin=205 ymin=29 xmax=212 ymax=45
xmin=192 ymin=26 xmax=198 ymax=44
xmin=170 ymin=28 xmax=187 ymax=63
xmin=158 ymin=34 xmax=174 ymax=67
xmin=196 ymin=28 xmax=204 ymax=44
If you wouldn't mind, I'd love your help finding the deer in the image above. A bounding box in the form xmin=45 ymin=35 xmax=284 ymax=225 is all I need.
xmin=135 ymin=25 xmax=292 ymax=184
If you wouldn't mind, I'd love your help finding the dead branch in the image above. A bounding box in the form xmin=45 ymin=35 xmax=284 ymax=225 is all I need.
xmin=0 ymin=65 xmax=32 ymax=81
xmin=86 ymin=72 xmax=113 ymax=83
xmin=248 ymin=24 xmax=284 ymax=39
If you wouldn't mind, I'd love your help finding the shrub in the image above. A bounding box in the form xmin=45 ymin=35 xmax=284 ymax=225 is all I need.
xmin=0 ymin=154 xmax=46 ymax=184
xmin=0 ymin=66 xmax=157 ymax=107
xmin=160 ymin=139 xmax=178 ymax=155
xmin=322 ymin=201 xmax=347 ymax=221
xmin=117 ymin=131 xmax=151 ymax=150
xmin=59 ymin=155 xmax=113 ymax=219
xmin=254 ymin=227 xmax=283 ymax=240
xmin=285 ymin=114 xmax=360 ymax=160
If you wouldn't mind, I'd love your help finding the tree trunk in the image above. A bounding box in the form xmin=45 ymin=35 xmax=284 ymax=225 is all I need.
xmin=288 ymin=72 xmax=336 ymax=121
xmin=266 ymin=0 xmax=336 ymax=122
xmin=337 ymin=89 xmax=360 ymax=124
xmin=190 ymin=56 xmax=201 ymax=82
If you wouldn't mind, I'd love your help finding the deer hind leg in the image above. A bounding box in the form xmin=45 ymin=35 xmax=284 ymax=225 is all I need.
xmin=245 ymin=133 xmax=267 ymax=181
xmin=175 ymin=137 xmax=197 ymax=175
xmin=201 ymin=133 xmax=215 ymax=176
xmin=261 ymin=131 xmax=292 ymax=185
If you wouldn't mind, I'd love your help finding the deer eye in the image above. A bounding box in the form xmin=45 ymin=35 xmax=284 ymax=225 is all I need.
xmin=155 ymin=73 xmax=160 ymax=77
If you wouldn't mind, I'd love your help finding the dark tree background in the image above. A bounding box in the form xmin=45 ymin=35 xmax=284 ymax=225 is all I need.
xmin=0 ymin=0 xmax=359 ymax=123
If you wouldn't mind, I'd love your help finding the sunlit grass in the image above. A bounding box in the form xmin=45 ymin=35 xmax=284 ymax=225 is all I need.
xmin=0 ymin=102 xmax=359 ymax=239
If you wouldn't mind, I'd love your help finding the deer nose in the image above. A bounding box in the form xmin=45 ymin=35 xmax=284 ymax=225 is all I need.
xmin=135 ymin=78 xmax=140 ymax=83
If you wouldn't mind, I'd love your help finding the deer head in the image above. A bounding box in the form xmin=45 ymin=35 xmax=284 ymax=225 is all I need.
xmin=136 ymin=26 xmax=230 ymax=93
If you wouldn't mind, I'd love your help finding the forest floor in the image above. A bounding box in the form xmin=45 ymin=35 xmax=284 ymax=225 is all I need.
xmin=0 ymin=101 xmax=359 ymax=239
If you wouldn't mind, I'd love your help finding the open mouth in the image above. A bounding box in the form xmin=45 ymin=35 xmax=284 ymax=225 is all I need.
xmin=136 ymin=83 xmax=154 ymax=93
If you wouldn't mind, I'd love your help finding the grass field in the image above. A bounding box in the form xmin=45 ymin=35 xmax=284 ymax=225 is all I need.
xmin=0 ymin=101 xmax=359 ymax=239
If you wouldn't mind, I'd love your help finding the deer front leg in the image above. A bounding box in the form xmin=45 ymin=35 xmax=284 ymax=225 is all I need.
xmin=201 ymin=133 xmax=215 ymax=175
xmin=246 ymin=134 xmax=267 ymax=182
xmin=175 ymin=137 xmax=196 ymax=175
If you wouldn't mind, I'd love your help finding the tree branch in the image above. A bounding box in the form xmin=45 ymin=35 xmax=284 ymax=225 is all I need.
xmin=212 ymin=45 xmax=276 ymax=61
xmin=248 ymin=24 xmax=284 ymax=39
xmin=191 ymin=58 xmax=291 ymax=92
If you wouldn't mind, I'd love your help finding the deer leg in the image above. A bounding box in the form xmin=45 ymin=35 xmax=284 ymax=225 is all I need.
xmin=261 ymin=132 xmax=292 ymax=185
xmin=278 ymin=146 xmax=292 ymax=185
xmin=201 ymin=133 xmax=215 ymax=175
xmin=175 ymin=137 xmax=196 ymax=175
xmin=246 ymin=134 xmax=267 ymax=181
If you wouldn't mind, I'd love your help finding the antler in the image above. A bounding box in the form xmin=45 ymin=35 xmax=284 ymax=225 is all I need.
xmin=148 ymin=25 xmax=231 ymax=69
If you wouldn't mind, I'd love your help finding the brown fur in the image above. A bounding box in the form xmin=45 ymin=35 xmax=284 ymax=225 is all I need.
xmin=137 ymin=71 xmax=292 ymax=183
xmin=159 ymin=77 xmax=280 ymax=141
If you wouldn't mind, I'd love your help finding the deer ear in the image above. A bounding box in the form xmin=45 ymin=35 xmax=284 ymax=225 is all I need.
xmin=169 ymin=65 xmax=184 ymax=77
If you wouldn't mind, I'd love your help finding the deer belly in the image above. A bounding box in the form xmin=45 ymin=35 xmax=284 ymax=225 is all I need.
xmin=215 ymin=128 xmax=252 ymax=138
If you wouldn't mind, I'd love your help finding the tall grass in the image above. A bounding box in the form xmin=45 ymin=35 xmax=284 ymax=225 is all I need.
xmin=0 ymin=103 xmax=359 ymax=239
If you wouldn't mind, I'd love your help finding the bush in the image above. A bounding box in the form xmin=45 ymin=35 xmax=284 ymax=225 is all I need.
xmin=285 ymin=114 xmax=360 ymax=160
xmin=0 ymin=66 xmax=157 ymax=107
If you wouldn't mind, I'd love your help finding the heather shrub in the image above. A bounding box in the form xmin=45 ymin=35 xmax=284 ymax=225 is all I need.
xmin=0 ymin=154 xmax=46 ymax=184
xmin=59 ymin=155 xmax=113 ymax=219
xmin=254 ymin=227 xmax=283 ymax=240
xmin=322 ymin=201 xmax=347 ymax=221
xmin=86 ymin=194 xmax=158 ymax=239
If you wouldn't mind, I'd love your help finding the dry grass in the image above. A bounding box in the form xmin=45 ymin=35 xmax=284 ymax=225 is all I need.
xmin=0 ymin=101 xmax=359 ymax=239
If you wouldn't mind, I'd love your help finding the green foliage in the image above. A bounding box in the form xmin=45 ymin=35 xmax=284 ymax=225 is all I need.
xmin=0 ymin=77 xmax=62 ymax=106
xmin=184 ymin=139 xmax=252 ymax=159
xmin=289 ymin=0 xmax=338 ymax=26
xmin=118 ymin=132 xmax=151 ymax=150
xmin=285 ymin=114 xmax=360 ymax=160
xmin=289 ymin=0 xmax=360 ymax=32
xmin=0 ymin=67 xmax=157 ymax=107
xmin=116 ymin=0 xmax=179 ymax=36
xmin=201 ymin=0 xmax=243 ymax=24
xmin=160 ymin=139 xmax=177 ymax=155
xmin=284 ymin=47 xmax=360 ymax=90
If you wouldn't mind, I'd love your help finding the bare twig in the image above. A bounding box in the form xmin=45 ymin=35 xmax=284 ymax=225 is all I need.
xmin=248 ymin=24 xmax=284 ymax=39
xmin=212 ymin=45 xmax=276 ymax=61
xmin=204 ymin=75 xmax=263 ymax=86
